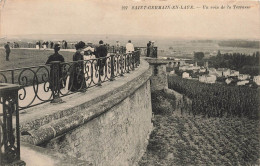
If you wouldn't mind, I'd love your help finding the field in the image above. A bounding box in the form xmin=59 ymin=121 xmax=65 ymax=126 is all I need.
xmin=168 ymin=76 xmax=259 ymax=119
xmin=0 ymin=48 xmax=75 ymax=70
xmin=157 ymin=41 xmax=260 ymax=58
xmin=139 ymin=91 xmax=260 ymax=166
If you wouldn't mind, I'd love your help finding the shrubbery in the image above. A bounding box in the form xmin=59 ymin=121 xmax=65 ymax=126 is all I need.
xmin=168 ymin=76 xmax=259 ymax=119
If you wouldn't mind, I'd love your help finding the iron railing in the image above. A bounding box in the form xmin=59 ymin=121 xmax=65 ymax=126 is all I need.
xmin=0 ymin=83 xmax=26 ymax=166
xmin=0 ymin=51 xmax=140 ymax=110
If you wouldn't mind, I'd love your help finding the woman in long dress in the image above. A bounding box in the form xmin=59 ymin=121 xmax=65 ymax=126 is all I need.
xmin=82 ymin=43 xmax=96 ymax=84
xmin=68 ymin=41 xmax=86 ymax=92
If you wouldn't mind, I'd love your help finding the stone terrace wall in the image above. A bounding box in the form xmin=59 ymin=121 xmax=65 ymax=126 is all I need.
xmin=19 ymin=59 xmax=153 ymax=165
xmin=42 ymin=80 xmax=153 ymax=166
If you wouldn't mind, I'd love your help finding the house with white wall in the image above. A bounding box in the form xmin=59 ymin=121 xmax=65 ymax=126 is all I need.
xmin=253 ymin=75 xmax=260 ymax=85
xmin=199 ymin=75 xmax=217 ymax=84
xmin=238 ymin=74 xmax=250 ymax=80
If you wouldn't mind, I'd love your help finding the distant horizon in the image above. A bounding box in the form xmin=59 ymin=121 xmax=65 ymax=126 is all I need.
xmin=2 ymin=33 xmax=260 ymax=41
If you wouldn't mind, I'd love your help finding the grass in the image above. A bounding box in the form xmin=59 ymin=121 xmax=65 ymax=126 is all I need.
xmin=139 ymin=91 xmax=260 ymax=166
xmin=0 ymin=48 xmax=75 ymax=70
xmin=0 ymin=48 xmax=76 ymax=85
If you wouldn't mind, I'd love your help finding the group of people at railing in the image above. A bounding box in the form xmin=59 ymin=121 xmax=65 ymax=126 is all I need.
xmin=0 ymin=39 xmax=141 ymax=166
xmin=147 ymin=41 xmax=157 ymax=58
xmin=0 ymin=40 xmax=140 ymax=109
xmin=45 ymin=39 xmax=139 ymax=95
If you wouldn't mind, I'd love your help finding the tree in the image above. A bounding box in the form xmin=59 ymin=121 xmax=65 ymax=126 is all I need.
xmin=194 ymin=52 xmax=204 ymax=60
xmin=217 ymin=50 xmax=221 ymax=56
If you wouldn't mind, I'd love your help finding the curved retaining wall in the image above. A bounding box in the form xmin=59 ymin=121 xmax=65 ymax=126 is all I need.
xmin=20 ymin=59 xmax=153 ymax=166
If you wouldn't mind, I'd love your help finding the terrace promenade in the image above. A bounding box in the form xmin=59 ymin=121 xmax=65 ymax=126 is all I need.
xmin=0 ymin=47 xmax=143 ymax=110
xmin=0 ymin=46 xmax=161 ymax=166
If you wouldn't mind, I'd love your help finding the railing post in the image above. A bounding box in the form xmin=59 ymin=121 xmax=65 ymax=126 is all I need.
xmin=134 ymin=51 xmax=138 ymax=68
xmin=137 ymin=50 xmax=141 ymax=66
xmin=121 ymin=47 xmax=123 ymax=54
xmin=110 ymin=55 xmax=115 ymax=81
xmin=50 ymin=61 xmax=63 ymax=103
xmin=0 ymin=83 xmax=26 ymax=166
xmin=154 ymin=47 xmax=158 ymax=58
xmin=11 ymin=71 xmax=14 ymax=84
xmin=126 ymin=54 xmax=130 ymax=73
xmin=131 ymin=53 xmax=135 ymax=71
xmin=97 ymin=58 xmax=102 ymax=86
xmin=120 ymin=54 xmax=124 ymax=76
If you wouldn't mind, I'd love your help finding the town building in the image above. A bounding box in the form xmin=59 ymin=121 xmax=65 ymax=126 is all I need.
xmin=238 ymin=74 xmax=250 ymax=80
xmin=199 ymin=68 xmax=207 ymax=73
xmin=182 ymin=72 xmax=190 ymax=78
xmin=237 ymin=80 xmax=249 ymax=86
xmin=230 ymin=70 xmax=239 ymax=77
xmin=169 ymin=70 xmax=175 ymax=76
xmin=216 ymin=68 xmax=231 ymax=77
xmin=209 ymin=68 xmax=231 ymax=77
xmin=199 ymin=75 xmax=216 ymax=84
xmin=179 ymin=64 xmax=200 ymax=71
xmin=225 ymin=78 xmax=233 ymax=85
xmin=253 ymin=75 xmax=260 ymax=85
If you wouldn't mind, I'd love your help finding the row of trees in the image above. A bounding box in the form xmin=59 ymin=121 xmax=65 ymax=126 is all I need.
xmin=208 ymin=51 xmax=260 ymax=76
xmin=218 ymin=40 xmax=260 ymax=49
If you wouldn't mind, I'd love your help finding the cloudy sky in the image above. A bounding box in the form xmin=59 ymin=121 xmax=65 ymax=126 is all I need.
xmin=1 ymin=0 xmax=260 ymax=39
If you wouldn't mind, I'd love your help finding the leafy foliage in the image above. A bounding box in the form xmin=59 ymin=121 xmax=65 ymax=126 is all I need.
xmin=168 ymin=76 xmax=260 ymax=119
xmin=194 ymin=52 xmax=204 ymax=60
xmin=218 ymin=40 xmax=260 ymax=49
xmin=209 ymin=51 xmax=260 ymax=76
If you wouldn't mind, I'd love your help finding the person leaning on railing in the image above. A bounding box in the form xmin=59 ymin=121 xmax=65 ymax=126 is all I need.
xmin=96 ymin=40 xmax=108 ymax=76
xmin=68 ymin=41 xmax=87 ymax=92
xmin=147 ymin=41 xmax=151 ymax=57
xmin=126 ymin=40 xmax=134 ymax=53
xmin=45 ymin=44 xmax=65 ymax=90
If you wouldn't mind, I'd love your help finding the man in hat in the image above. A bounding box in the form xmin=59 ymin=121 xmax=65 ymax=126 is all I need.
xmin=46 ymin=44 xmax=65 ymax=90
xmin=96 ymin=40 xmax=108 ymax=76
xmin=147 ymin=41 xmax=151 ymax=57
xmin=4 ymin=42 xmax=11 ymax=61
xmin=64 ymin=41 xmax=68 ymax=49
xmin=150 ymin=41 xmax=155 ymax=57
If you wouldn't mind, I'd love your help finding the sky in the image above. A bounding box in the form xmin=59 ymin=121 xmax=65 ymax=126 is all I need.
xmin=0 ymin=0 xmax=260 ymax=39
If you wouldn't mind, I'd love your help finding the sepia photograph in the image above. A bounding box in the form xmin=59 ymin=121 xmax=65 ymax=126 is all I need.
xmin=0 ymin=0 xmax=259 ymax=165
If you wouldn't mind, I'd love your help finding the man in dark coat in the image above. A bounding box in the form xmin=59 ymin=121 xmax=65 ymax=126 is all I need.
xmin=46 ymin=44 xmax=65 ymax=90
xmin=38 ymin=41 xmax=41 ymax=49
xmin=96 ymin=40 xmax=108 ymax=76
xmin=50 ymin=42 xmax=54 ymax=49
xmin=4 ymin=42 xmax=11 ymax=61
xmin=147 ymin=41 xmax=151 ymax=57
xmin=64 ymin=41 xmax=68 ymax=49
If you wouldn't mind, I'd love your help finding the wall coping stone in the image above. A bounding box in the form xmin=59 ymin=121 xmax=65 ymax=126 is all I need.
xmin=20 ymin=142 xmax=92 ymax=166
xmin=144 ymin=57 xmax=169 ymax=65
xmin=20 ymin=58 xmax=152 ymax=145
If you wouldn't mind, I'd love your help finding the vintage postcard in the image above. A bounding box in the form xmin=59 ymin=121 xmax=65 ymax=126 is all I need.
xmin=0 ymin=0 xmax=259 ymax=165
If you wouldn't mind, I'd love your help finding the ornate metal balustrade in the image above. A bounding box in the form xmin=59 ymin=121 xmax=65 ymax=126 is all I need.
xmin=107 ymin=46 xmax=126 ymax=54
xmin=0 ymin=51 xmax=140 ymax=110
xmin=0 ymin=83 xmax=26 ymax=166
xmin=134 ymin=47 xmax=157 ymax=58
